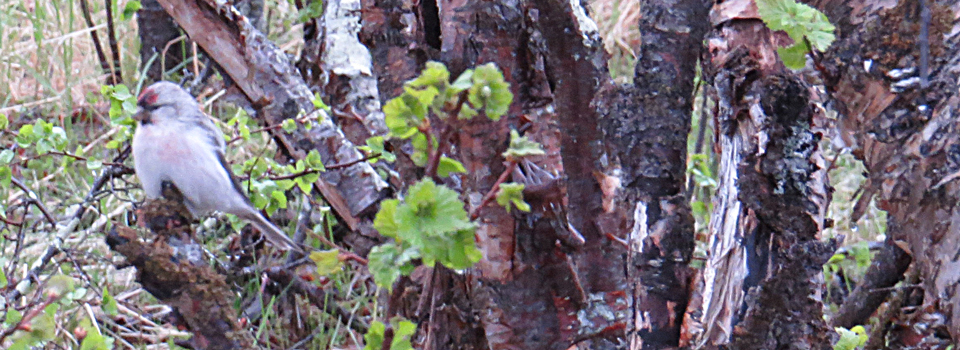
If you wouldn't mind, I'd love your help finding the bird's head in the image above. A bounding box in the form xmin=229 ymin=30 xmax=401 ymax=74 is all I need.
xmin=133 ymin=81 xmax=198 ymax=125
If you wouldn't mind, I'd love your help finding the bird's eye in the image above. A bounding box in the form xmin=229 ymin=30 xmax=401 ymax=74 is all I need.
xmin=143 ymin=104 xmax=160 ymax=112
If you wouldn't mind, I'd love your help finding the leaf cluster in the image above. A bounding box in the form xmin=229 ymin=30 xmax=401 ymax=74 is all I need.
xmin=368 ymin=179 xmax=480 ymax=289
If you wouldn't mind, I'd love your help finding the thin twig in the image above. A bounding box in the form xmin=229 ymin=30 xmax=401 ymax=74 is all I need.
xmin=78 ymin=0 xmax=113 ymax=83
xmin=69 ymin=145 xmax=135 ymax=223
xmin=3 ymin=246 xmax=60 ymax=305
xmin=104 ymin=0 xmax=123 ymax=84
xmin=238 ymin=153 xmax=381 ymax=181
xmin=9 ymin=177 xmax=57 ymax=226
xmin=469 ymin=161 xmax=519 ymax=220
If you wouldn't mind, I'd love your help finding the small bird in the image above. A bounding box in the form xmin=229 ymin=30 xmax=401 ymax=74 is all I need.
xmin=131 ymin=81 xmax=301 ymax=253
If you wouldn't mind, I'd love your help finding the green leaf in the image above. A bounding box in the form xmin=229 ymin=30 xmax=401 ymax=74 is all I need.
xmin=305 ymin=150 xmax=325 ymax=171
xmin=0 ymin=113 xmax=7 ymax=130
xmin=362 ymin=136 xmax=396 ymax=163
xmin=367 ymin=243 xmax=404 ymax=290
xmin=777 ymin=43 xmax=810 ymax=70
xmin=122 ymin=0 xmax=142 ymax=21
xmin=468 ymin=63 xmax=513 ymax=120
xmin=310 ymin=249 xmax=343 ymax=276
xmin=312 ymin=92 xmax=331 ymax=111
xmin=407 ymin=61 xmax=450 ymax=89
xmin=270 ymin=190 xmax=288 ymax=209
xmin=756 ymin=0 xmax=835 ymax=65
xmin=502 ymin=129 xmax=545 ymax=160
xmin=281 ymin=118 xmax=298 ymax=133
xmin=46 ymin=275 xmax=75 ymax=297
xmin=363 ymin=321 xmax=387 ymax=350
xmin=450 ymin=69 xmax=474 ymax=92
xmin=79 ymin=331 xmax=112 ymax=350
xmin=101 ymin=287 xmax=118 ymax=317
xmin=436 ymin=156 xmax=466 ymax=178
xmin=5 ymin=308 xmax=21 ymax=324
xmin=383 ymin=98 xmax=420 ymax=139
xmin=373 ymin=199 xmax=401 ymax=239
xmin=389 ymin=317 xmax=417 ymax=350
xmin=496 ymin=183 xmax=530 ymax=213
xmin=16 ymin=124 xmax=35 ymax=147
xmin=410 ymin=133 xmax=429 ymax=166
xmin=833 ymin=326 xmax=867 ymax=350
xmin=0 ymin=149 xmax=14 ymax=165
xmin=393 ymin=179 xmax=477 ymax=269
xmin=86 ymin=160 xmax=103 ymax=170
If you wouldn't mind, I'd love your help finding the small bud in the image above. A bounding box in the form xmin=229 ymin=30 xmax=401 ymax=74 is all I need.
xmin=74 ymin=326 xmax=88 ymax=340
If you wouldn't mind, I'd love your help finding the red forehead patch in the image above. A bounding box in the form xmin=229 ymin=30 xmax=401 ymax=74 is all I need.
xmin=138 ymin=88 xmax=158 ymax=106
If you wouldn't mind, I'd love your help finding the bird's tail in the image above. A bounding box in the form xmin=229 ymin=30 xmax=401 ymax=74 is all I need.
xmin=242 ymin=211 xmax=303 ymax=254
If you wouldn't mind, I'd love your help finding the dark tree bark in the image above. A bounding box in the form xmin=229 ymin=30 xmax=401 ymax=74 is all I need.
xmin=680 ymin=0 xmax=834 ymax=348
xmin=107 ymin=191 xmax=255 ymax=350
xmin=137 ymin=0 xmax=184 ymax=81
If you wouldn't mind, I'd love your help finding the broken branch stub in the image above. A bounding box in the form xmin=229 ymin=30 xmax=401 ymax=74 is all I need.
xmin=107 ymin=196 xmax=254 ymax=350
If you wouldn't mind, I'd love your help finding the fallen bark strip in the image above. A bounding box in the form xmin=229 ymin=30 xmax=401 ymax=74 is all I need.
xmin=319 ymin=0 xmax=389 ymax=147
xmin=154 ymin=0 xmax=388 ymax=233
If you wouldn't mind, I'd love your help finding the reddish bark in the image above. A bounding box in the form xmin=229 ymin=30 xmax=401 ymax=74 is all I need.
xmin=812 ymin=0 xmax=959 ymax=345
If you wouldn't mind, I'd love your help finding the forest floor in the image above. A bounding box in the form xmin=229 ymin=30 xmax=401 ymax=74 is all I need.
xmin=0 ymin=0 xmax=884 ymax=348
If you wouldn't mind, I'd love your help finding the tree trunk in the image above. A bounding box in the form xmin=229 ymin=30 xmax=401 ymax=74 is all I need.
xmin=680 ymin=0 xmax=834 ymax=348
xmin=813 ymin=0 xmax=960 ymax=346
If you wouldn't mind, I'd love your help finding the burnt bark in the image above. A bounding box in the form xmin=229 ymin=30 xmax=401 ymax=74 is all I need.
xmin=594 ymin=0 xmax=711 ymax=346
xmin=680 ymin=0 xmax=833 ymax=348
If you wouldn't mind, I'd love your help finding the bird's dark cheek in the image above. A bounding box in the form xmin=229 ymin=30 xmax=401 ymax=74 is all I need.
xmin=133 ymin=110 xmax=153 ymax=125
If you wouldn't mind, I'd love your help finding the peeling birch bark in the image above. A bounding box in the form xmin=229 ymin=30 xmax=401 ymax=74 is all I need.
xmin=812 ymin=0 xmax=960 ymax=344
xmin=319 ymin=0 xmax=389 ymax=145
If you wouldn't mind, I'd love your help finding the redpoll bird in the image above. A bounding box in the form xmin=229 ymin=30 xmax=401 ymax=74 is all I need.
xmin=131 ymin=81 xmax=301 ymax=253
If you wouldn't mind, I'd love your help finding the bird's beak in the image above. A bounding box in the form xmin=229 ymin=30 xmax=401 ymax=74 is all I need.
xmin=132 ymin=109 xmax=149 ymax=123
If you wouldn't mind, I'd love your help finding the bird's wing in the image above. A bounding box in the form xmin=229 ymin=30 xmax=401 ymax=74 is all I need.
xmin=186 ymin=110 xmax=227 ymax=151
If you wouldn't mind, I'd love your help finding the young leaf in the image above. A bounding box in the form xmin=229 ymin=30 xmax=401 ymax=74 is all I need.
xmin=360 ymin=136 xmax=396 ymax=163
xmin=502 ymin=129 xmax=545 ymax=161
xmin=367 ymin=243 xmax=404 ymax=290
xmin=468 ymin=63 xmax=513 ymax=121
xmin=437 ymin=156 xmax=466 ymax=178
xmin=101 ymin=287 xmax=118 ymax=317
xmin=281 ymin=118 xmax=298 ymax=133
xmin=496 ymin=183 xmax=530 ymax=213
xmin=304 ymin=149 xmax=326 ymax=172
xmin=310 ymin=249 xmax=343 ymax=276
xmin=122 ymin=0 xmax=142 ymax=21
